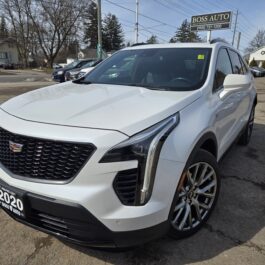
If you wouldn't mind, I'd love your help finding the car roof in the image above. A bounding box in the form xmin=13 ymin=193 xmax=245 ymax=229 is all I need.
xmin=123 ymin=42 xmax=235 ymax=51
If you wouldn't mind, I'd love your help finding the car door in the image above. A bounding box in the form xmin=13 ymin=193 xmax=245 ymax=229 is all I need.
xmin=211 ymin=48 xmax=247 ymax=157
xmin=227 ymin=49 xmax=253 ymax=136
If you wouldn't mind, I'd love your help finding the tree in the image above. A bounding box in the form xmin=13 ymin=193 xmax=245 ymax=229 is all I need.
xmin=245 ymin=30 xmax=265 ymax=53
xmin=170 ymin=19 xmax=201 ymax=43
xmin=0 ymin=15 xmax=8 ymax=38
xmin=102 ymin=13 xmax=124 ymax=52
xmin=0 ymin=0 xmax=33 ymax=66
xmin=249 ymin=59 xmax=258 ymax=67
xmin=25 ymin=0 xmax=86 ymax=68
xmin=146 ymin=35 xmax=158 ymax=44
xmin=83 ymin=2 xmax=98 ymax=49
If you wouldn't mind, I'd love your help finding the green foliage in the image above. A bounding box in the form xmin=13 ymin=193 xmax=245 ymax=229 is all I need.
xmin=102 ymin=13 xmax=124 ymax=52
xmin=170 ymin=19 xmax=201 ymax=43
xmin=83 ymin=2 xmax=98 ymax=49
xmin=0 ymin=16 xmax=8 ymax=38
xmin=249 ymin=59 xmax=258 ymax=67
xmin=146 ymin=35 xmax=158 ymax=44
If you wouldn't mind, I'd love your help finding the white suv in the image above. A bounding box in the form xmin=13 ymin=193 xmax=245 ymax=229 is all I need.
xmin=0 ymin=42 xmax=257 ymax=248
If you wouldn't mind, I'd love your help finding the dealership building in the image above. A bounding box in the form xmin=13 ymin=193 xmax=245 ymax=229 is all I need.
xmin=248 ymin=46 xmax=265 ymax=66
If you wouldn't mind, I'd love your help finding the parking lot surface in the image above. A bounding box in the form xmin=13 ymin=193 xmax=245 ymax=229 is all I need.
xmin=0 ymin=76 xmax=264 ymax=265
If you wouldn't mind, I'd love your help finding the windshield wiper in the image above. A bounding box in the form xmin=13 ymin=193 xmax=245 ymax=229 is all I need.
xmin=125 ymin=83 xmax=167 ymax=90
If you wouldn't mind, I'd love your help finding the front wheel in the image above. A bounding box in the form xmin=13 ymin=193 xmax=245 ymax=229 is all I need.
xmin=168 ymin=149 xmax=220 ymax=239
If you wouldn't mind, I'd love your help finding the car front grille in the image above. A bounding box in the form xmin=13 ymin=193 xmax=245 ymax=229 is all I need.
xmin=0 ymin=127 xmax=96 ymax=181
xmin=113 ymin=169 xmax=139 ymax=206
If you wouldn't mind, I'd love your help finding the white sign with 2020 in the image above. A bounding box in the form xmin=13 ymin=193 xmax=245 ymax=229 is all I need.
xmin=0 ymin=185 xmax=24 ymax=217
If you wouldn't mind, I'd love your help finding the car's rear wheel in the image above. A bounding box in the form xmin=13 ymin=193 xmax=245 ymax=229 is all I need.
xmin=168 ymin=149 xmax=220 ymax=239
xmin=238 ymin=106 xmax=255 ymax=146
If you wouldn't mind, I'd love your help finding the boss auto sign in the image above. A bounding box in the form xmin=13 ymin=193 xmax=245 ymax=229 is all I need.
xmin=191 ymin=11 xmax=232 ymax=31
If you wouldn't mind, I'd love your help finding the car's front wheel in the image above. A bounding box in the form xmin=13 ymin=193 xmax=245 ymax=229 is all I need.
xmin=168 ymin=149 xmax=220 ymax=239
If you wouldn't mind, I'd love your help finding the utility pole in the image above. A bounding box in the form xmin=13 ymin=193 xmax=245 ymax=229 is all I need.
xmin=97 ymin=0 xmax=102 ymax=59
xmin=237 ymin=32 xmax=241 ymax=50
xmin=135 ymin=0 xmax=139 ymax=43
xmin=232 ymin=10 xmax=238 ymax=46
xmin=207 ymin=31 xmax=211 ymax=43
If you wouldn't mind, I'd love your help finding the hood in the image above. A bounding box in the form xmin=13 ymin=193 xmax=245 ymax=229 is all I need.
xmin=1 ymin=82 xmax=201 ymax=136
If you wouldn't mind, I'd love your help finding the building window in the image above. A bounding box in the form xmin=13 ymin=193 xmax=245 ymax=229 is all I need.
xmin=0 ymin=52 xmax=8 ymax=59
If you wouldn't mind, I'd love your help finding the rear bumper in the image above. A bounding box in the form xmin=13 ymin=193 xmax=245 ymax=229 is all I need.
xmin=0 ymin=178 xmax=169 ymax=248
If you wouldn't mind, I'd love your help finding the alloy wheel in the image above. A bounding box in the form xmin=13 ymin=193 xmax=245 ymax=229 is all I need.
xmin=171 ymin=162 xmax=218 ymax=231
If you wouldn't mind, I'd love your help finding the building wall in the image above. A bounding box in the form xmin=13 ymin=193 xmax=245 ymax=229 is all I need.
xmin=0 ymin=42 xmax=19 ymax=65
xmin=249 ymin=47 xmax=265 ymax=66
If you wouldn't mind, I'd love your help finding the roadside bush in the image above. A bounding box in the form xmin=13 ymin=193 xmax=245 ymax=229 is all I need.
xmin=249 ymin=59 xmax=258 ymax=67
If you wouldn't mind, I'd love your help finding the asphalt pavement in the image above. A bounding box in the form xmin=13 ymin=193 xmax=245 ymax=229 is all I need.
xmin=0 ymin=72 xmax=264 ymax=265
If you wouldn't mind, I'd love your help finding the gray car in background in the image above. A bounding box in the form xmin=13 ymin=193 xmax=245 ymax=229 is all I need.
xmin=250 ymin=66 xmax=265 ymax=77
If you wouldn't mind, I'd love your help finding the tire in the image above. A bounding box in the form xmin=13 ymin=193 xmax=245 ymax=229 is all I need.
xmin=168 ymin=149 xmax=220 ymax=239
xmin=238 ymin=106 xmax=255 ymax=146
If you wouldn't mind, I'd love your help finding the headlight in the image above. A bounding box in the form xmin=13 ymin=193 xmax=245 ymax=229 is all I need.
xmin=57 ymin=70 xmax=64 ymax=75
xmin=100 ymin=113 xmax=179 ymax=205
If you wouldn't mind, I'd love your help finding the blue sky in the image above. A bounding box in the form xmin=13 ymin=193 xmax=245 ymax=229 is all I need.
xmin=101 ymin=0 xmax=264 ymax=54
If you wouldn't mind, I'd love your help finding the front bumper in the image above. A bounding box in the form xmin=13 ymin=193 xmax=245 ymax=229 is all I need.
xmin=52 ymin=73 xmax=65 ymax=82
xmin=0 ymin=109 xmax=185 ymax=247
xmin=0 ymin=178 xmax=169 ymax=248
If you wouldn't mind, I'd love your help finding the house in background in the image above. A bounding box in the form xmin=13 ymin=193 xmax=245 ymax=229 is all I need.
xmin=248 ymin=46 xmax=265 ymax=67
xmin=0 ymin=37 xmax=19 ymax=67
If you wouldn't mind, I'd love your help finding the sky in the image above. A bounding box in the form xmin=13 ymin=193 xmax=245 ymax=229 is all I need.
xmin=101 ymin=0 xmax=264 ymax=54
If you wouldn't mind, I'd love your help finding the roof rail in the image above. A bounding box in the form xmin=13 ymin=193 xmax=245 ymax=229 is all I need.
xmin=131 ymin=42 xmax=147 ymax=47
xmin=210 ymin=38 xmax=229 ymax=44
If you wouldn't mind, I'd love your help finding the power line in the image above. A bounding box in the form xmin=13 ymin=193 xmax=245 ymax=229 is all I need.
xmin=154 ymin=0 xmax=190 ymax=18
xmin=104 ymin=0 xmax=177 ymax=29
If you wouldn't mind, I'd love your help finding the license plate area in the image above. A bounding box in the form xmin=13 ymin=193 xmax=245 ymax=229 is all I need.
xmin=0 ymin=184 xmax=25 ymax=218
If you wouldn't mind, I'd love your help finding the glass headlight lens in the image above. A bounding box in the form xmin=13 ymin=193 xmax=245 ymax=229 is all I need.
xmin=100 ymin=113 xmax=180 ymax=205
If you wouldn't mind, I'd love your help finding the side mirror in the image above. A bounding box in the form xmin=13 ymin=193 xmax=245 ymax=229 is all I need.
xmin=219 ymin=74 xmax=251 ymax=99
xmin=223 ymin=74 xmax=250 ymax=90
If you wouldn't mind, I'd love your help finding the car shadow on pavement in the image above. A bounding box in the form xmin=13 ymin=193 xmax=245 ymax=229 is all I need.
xmin=62 ymin=123 xmax=265 ymax=265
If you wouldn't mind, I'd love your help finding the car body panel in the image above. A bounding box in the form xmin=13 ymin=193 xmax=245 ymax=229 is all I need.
xmin=1 ymin=82 xmax=202 ymax=136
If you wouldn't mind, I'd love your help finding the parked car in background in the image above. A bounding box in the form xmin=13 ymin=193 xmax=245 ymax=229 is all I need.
xmin=74 ymin=60 xmax=104 ymax=80
xmin=65 ymin=60 xmax=102 ymax=81
xmin=250 ymin=66 xmax=265 ymax=77
xmin=52 ymin=59 xmax=94 ymax=82
xmin=0 ymin=42 xmax=257 ymax=248
xmin=52 ymin=63 xmax=63 ymax=70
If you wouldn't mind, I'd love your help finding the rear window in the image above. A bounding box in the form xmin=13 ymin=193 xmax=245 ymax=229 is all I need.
xmin=81 ymin=48 xmax=212 ymax=91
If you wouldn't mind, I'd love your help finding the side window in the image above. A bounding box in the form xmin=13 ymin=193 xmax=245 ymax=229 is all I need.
xmin=228 ymin=50 xmax=245 ymax=74
xmin=239 ymin=56 xmax=249 ymax=73
xmin=214 ymin=48 xmax=233 ymax=91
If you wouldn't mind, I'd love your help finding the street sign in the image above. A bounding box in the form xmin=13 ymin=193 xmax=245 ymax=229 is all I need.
xmin=191 ymin=11 xmax=232 ymax=32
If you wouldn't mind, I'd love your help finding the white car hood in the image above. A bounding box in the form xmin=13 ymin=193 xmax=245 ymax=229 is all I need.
xmin=1 ymin=82 xmax=201 ymax=136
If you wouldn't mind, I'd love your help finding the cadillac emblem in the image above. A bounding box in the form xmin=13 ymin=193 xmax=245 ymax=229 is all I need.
xmin=9 ymin=141 xmax=24 ymax=153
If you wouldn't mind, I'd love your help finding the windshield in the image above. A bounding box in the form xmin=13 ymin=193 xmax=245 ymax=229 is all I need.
xmin=81 ymin=60 xmax=97 ymax=69
xmin=81 ymin=48 xmax=211 ymax=91
xmin=253 ymin=67 xmax=264 ymax=70
xmin=65 ymin=61 xmax=79 ymax=69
